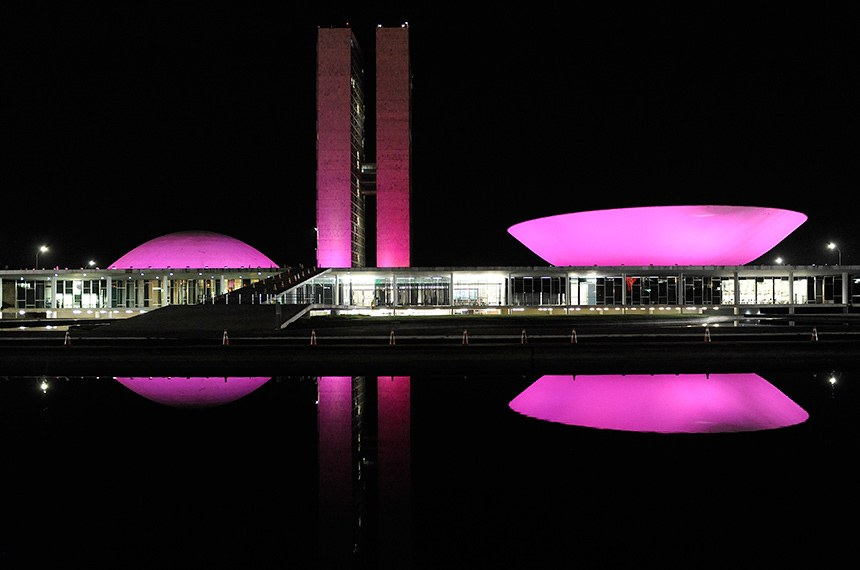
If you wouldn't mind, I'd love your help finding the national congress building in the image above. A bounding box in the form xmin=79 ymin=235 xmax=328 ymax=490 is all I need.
xmin=1 ymin=25 xmax=857 ymax=323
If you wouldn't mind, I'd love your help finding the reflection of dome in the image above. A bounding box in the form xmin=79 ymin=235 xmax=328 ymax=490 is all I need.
xmin=115 ymin=377 xmax=271 ymax=408
xmin=109 ymin=230 xmax=278 ymax=269
xmin=509 ymin=373 xmax=808 ymax=433
xmin=507 ymin=205 xmax=807 ymax=266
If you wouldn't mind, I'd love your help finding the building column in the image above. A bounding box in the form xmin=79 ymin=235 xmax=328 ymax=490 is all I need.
xmin=621 ymin=272 xmax=627 ymax=306
xmin=733 ymin=271 xmax=741 ymax=313
xmin=333 ymin=272 xmax=340 ymax=306
xmin=787 ymin=270 xmax=794 ymax=314
xmin=565 ymin=273 xmax=571 ymax=308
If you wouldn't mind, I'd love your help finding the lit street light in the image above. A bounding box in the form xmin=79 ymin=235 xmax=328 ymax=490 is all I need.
xmin=827 ymin=242 xmax=842 ymax=265
xmin=35 ymin=245 xmax=48 ymax=268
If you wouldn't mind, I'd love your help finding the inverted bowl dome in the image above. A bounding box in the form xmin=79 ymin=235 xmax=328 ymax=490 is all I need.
xmin=109 ymin=230 xmax=278 ymax=269
xmin=507 ymin=205 xmax=807 ymax=266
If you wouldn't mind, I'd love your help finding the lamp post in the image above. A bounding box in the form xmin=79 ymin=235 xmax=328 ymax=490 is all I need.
xmin=827 ymin=242 xmax=842 ymax=265
xmin=313 ymin=226 xmax=319 ymax=265
xmin=35 ymin=245 xmax=48 ymax=268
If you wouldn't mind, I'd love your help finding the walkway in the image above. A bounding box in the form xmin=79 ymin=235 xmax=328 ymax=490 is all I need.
xmin=211 ymin=265 xmax=325 ymax=304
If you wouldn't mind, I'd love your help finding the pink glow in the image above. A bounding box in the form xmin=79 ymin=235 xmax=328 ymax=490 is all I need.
xmin=109 ymin=230 xmax=278 ymax=269
xmin=508 ymin=373 xmax=808 ymax=433
xmin=317 ymin=376 xmax=354 ymax=552
xmin=115 ymin=376 xmax=271 ymax=408
xmin=376 ymin=376 xmax=412 ymax=553
xmin=507 ymin=205 xmax=807 ymax=266
xmin=377 ymin=376 xmax=411 ymax=506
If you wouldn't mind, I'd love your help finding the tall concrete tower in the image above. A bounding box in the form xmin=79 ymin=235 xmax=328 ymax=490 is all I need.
xmin=316 ymin=25 xmax=411 ymax=269
xmin=375 ymin=26 xmax=411 ymax=268
xmin=316 ymin=27 xmax=366 ymax=268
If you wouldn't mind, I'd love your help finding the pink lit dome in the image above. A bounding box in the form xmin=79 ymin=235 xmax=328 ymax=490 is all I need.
xmin=109 ymin=230 xmax=278 ymax=269
xmin=507 ymin=205 xmax=807 ymax=266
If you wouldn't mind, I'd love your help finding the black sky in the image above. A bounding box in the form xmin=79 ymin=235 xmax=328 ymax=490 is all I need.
xmin=3 ymin=4 xmax=858 ymax=269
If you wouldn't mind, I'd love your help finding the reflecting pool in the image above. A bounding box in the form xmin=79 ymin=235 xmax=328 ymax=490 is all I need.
xmin=1 ymin=366 xmax=856 ymax=568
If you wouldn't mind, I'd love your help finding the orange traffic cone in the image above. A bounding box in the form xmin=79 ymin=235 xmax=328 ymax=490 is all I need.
xmin=64 ymin=330 xmax=71 ymax=346
xmin=222 ymin=329 xmax=230 ymax=346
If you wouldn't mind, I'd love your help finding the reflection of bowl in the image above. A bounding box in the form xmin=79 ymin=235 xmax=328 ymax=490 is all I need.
xmin=508 ymin=373 xmax=808 ymax=433
xmin=115 ymin=377 xmax=271 ymax=408
xmin=507 ymin=205 xmax=807 ymax=266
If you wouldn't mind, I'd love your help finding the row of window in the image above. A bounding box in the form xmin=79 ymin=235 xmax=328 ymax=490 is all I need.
xmin=7 ymin=273 xmax=853 ymax=310
xmin=286 ymin=274 xmax=851 ymax=308
xmin=12 ymin=278 xmax=236 ymax=309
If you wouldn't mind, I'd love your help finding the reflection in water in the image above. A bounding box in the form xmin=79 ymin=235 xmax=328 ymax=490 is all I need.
xmin=2 ymin=369 xmax=854 ymax=567
xmin=317 ymin=375 xmax=413 ymax=569
xmin=115 ymin=376 xmax=271 ymax=407
xmin=509 ymin=373 xmax=809 ymax=433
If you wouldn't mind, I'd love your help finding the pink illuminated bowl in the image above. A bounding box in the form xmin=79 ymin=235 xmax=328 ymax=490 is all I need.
xmin=507 ymin=205 xmax=807 ymax=266
xmin=109 ymin=230 xmax=278 ymax=269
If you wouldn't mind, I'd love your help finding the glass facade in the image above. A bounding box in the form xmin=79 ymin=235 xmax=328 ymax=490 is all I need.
xmin=280 ymin=268 xmax=856 ymax=313
xmin=2 ymin=266 xmax=858 ymax=319
xmin=2 ymin=269 xmax=274 ymax=316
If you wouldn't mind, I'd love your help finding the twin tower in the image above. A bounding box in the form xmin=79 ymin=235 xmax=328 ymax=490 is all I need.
xmin=316 ymin=25 xmax=411 ymax=269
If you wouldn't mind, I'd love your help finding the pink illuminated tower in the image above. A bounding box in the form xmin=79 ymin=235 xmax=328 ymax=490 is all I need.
xmin=375 ymin=26 xmax=412 ymax=267
xmin=316 ymin=28 xmax=366 ymax=268
xmin=316 ymin=25 xmax=411 ymax=268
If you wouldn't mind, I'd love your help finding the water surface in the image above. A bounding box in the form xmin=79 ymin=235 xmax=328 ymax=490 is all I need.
xmin=1 ymin=365 xmax=855 ymax=568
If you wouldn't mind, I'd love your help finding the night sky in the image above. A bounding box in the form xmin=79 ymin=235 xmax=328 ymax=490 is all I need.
xmin=4 ymin=5 xmax=857 ymax=269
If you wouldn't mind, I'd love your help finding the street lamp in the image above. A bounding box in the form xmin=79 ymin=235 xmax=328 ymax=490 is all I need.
xmin=775 ymin=257 xmax=784 ymax=265
xmin=35 ymin=245 xmax=48 ymax=268
xmin=827 ymin=242 xmax=842 ymax=265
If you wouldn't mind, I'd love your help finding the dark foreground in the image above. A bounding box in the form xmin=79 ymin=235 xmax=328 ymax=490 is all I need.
xmin=3 ymin=305 xmax=860 ymax=375
xmin=3 ymin=306 xmax=858 ymax=569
